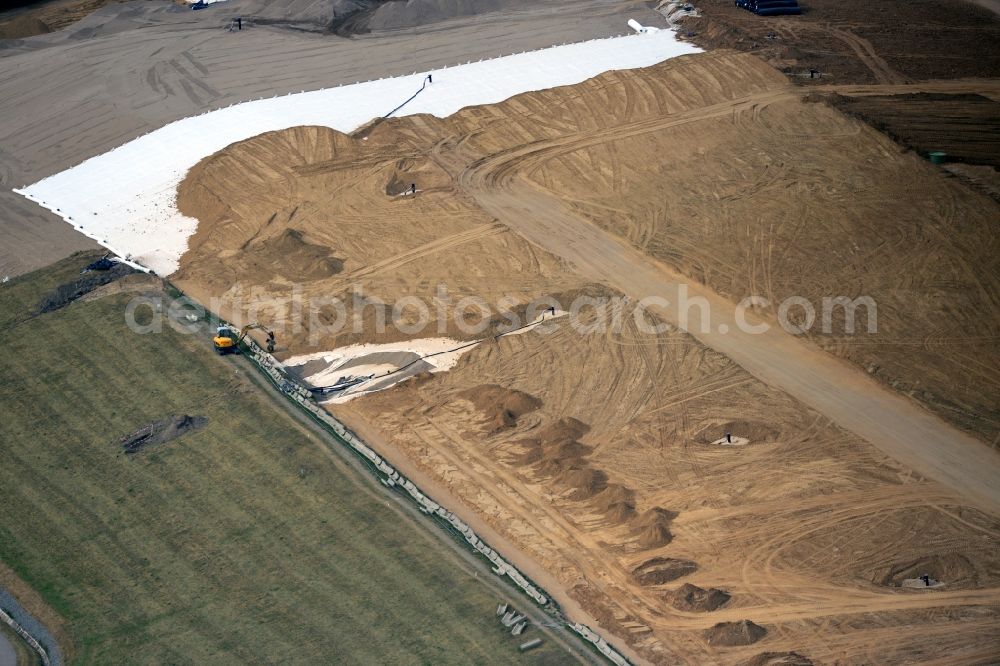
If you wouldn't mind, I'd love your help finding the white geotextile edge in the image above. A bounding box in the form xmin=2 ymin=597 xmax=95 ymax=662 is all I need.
xmin=281 ymin=310 xmax=569 ymax=402
xmin=15 ymin=30 xmax=699 ymax=275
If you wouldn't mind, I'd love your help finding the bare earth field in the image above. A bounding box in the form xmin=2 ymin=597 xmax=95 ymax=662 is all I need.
xmin=172 ymin=50 xmax=1000 ymax=664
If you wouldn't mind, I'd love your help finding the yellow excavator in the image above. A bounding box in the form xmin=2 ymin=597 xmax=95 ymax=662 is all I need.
xmin=213 ymin=323 xmax=276 ymax=355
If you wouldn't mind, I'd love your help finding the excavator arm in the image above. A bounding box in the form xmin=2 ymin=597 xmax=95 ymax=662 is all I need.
xmin=213 ymin=322 xmax=276 ymax=354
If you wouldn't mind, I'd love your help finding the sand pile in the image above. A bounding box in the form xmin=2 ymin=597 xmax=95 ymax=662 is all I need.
xmin=459 ymin=384 xmax=541 ymax=432
xmin=593 ymin=484 xmax=636 ymax=522
xmin=516 ymin=418 xmax=591 ymax=468
xmin=631 ymin=557 xmax=697 ymax=586
xmin=704 ymin=620 xmax=767 ymax=647
xmin=243 ymin=229 xmax=344 ymax=281
xmin=557 ymin=466 xmax=608 ymax=501
xmin=632 ymin=507 xmax=677 ymax=549
xmin=669 ymin=583 xmax=731 ymax=612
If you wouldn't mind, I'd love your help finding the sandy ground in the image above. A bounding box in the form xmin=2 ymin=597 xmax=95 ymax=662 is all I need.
xmin=171 ymin=49 xmax=1000 ymax=663
xmin=0 ymin=0 xmax=665 ymax=277
xmin=422 ymin=53 xmax=1000 ymax=448
xmin=0 ymin=633 xmax=14 ymax=666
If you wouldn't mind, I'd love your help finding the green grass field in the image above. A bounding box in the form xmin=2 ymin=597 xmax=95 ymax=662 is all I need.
xmin=0 ymin=254 xmax=576 ymax=664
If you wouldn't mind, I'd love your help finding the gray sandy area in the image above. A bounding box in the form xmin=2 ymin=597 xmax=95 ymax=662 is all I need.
xmin=0 ymin=0 xmax=664 ymax=277
xmin=0 ymin=632 xmax=14 ymax=666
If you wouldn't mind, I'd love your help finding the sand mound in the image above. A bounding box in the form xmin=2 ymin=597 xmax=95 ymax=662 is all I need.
xmin=632 ymin=557 xmax=697 ymax=586
xmin=0 ymin=13 xmax=49 ymax=39
xmin=514 ymin=417 xmax=593 ymax=471
xmin=872 ymin=552 xmax=978 ymax=588
xmin=594 ymin=484 xmax=636 ymax=521
xmin=704 ymin=620 xmax=767 ymax=647
xmin=557 ymin=466 xmax=608 ymax=500
xmin=459 ymin=384 xmax=541 ymax=432
xmin=120 ymin=415 xmax=207 ymax=454
xmin=739 ymin=652 xmax=813 ymax=666
xmin=537 ymin=417 xmax=590 ymax=444
xmin=670 ymin=583 xmax=731 ymax=612
xmin=639 ymin=522 xmax=674 ymax=549
xmin=632 ymin=507 xmax=677 ymax=549
xmin=244 ymin=229 xmax=344 ymax=281
xmin=513 ymin=438 xmax=543 ymax=464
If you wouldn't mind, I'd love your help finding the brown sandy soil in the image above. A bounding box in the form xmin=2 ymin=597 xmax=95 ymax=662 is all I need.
xmin=344 ymin=307 xmax=1000 ymax=664
xmin=173 ymin=50 xmax=1000 ymax=663
xmin=409 ymin=51 xmax=1000 ymax=445
xmin=173 ymin=124 xmax=584 ymax=350
xmin=0 ymin=0 xmax=131 ymax=40
xmin=678 ymin=0 xmax=1000 ymax=84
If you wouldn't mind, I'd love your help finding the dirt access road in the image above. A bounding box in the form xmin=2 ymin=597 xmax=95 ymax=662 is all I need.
xmin=445 ymin=88 xmax=1000 ymax=515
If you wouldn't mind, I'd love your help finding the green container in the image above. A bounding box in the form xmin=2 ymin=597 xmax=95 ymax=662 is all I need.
xmin=928 ymin=151 xmax=947 ymax=165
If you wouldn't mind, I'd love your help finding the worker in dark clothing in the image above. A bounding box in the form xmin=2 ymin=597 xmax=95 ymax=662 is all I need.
xmin=237 ymin=17 xmax=242 ymax=30
xmin=921 ymin=574 xmax=931 ymax=586
xmin=427 ymin=74 xmax=433 ymax=84
xmin=410 ymin=183 xmax=416 ymax=195
xmin=725 ymin=432 xmax=732 ymax=443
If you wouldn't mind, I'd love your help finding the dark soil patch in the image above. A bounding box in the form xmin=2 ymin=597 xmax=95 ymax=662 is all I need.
xmin=632 ymin=557 xmax=697 ymax=586
xmin=704 ymin=620 xmax=767 ymax=647
xmin=681 ymin=0 xmax=1000 ymax=85
xmin=826 ymin=93 xmax=1000 ymax=167
xmin=739 ymin=652 xmax=814 ymax=666
xmin=120 ymin=415 xmax=207 ymax=454
xmin=35 ymin=262 xmax=136 ymax=314
xmin=670 ymin=583 xmax=731 ymax=612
